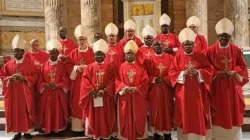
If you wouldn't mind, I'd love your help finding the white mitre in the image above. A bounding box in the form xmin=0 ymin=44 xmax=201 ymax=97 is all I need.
xmin=46 ymin=39 xmax=62 ymax=51
xmin=12 ymin=34 xmax=26 ymax=50
xmin=186 ymin=16 xmax=201 ymax=27
xmin=159 ymin=13 xmax=171 ymax=26
xmin=105 ymin=23 xmax=118 ymax=36
xmin=93 ymin=39 xmax=109 ymax=54
xmin=124 ymin=19 xmax=136 ymax=31
xmin=142 ymin=25 xmax=156 ymax=38
xmin=178 ymin=28 xmax=196 ymax=43
xmin=74 ymin=24 xmax=89 ymax=38
xmin=215 ymin=18 xmax=234 ymax=35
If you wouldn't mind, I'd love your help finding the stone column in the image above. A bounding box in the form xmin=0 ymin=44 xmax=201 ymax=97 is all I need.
xmin=81 ymin=0 xmax=101 ymax=44
xmin=224 ymin=0 xmax=249 ymax=50
xmin=186 ymin=0 xmax=208 ymax=40
xmin=44 ymin=0 xmax=66 ymax=42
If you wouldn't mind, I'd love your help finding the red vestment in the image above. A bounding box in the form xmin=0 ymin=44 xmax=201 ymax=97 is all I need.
xmin=154 ymin=33 xmax=181 ymax=55
xmin=206 ymin=42 xmax=249 ymax=129
xmin=144 ymin=53 xmax=174 ymax=133
xmin=37 ymin=60 xmax=69 ymax=133
xmin=105 ymin=43 xmax=125 ymax=71
xmin=116 ymin=62 xmax=149 ymax=140
xmin=168 ymin=52 xmax=214 ymax=136
xmin=80 ymin=62 xmax=116 ymax=139
xmin=59 ymin=38 xmax=78 ymax=56
xmin=66 ymin=48 xmax=95 ymax=119
xmin=26 ymin=50 xmax=49 ymax=66
xmin=119 ymin=36 xmax=143 ymax=48
xmin=137 ymin=46 xmax=153 ymax=65
xmin=0 ymin=54 xmax=37 ymax=133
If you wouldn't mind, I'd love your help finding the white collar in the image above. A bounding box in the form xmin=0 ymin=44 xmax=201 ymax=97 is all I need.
xmin=108 ymin=43 xmax=117 ymax=46
xmin=78 ymin=46 xmax=88 ymax=52
xmin=95 ymin=61 xmax=104 ymax=64
xmin=49 ymin=59 xmax=58 ymax=65
xmin=15 ymin=58 xmax=24 ymax=64
xmin=143 ymin=45 xmax=151 ymax=48
xmin=184 ymin=51 xmax=194 ymax=55
xmin=30 ymin=49 xmax=40 ymax=54
xmin=126 ymin=61 xmax=135 ymax=64
xmin=60 ymin=38 xmax=67 ymax=41
xmin=155 ymin=53 xmax=163 ymax=57
xmin=219 ymin=43 xmax=229 ymax=49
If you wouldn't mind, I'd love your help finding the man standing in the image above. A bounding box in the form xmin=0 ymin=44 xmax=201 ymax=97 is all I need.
xmin=154 ymin=13 xmax=180 ymax=55
xmin=119 ymin=19 xmax=143 ymax=48
xmin=66 ymin=24 xmax=95 ymax=135
xmin=80 ymin=39 xmax=116 ymax=139
xmin=169 ymin=28 xmax=214 ymax=140
xmin=186 ymin=16 xmax=208 ymax=53
xmin=26 ymin=39 xmax=49 ymax=67
xmin=37 ymin=39 xmax=69 ymax=136
xmin=0 ymin=35 xmax=37 ymax=140
xmin=58 ymin=26 xmax=77 ymax=56
xmin=116 ymin=40 xmax=149 ymax=140
xmin=206 ymin=18 xmax=249 ymax=140
xmin=104 ymin=23 xmax=124 ymax=70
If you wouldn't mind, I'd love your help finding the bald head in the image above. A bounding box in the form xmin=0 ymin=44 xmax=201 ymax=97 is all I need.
xmin=59 ymin=26 xmax=67 ymax=39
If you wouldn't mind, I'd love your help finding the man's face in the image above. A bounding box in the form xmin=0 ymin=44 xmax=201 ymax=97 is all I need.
xmin=125 ymin=50 xmax=135 ymax=63
xmin=13 ymin=48 xmax=24 ymax=60
xmin=94 ymin=33 xmax=102 ymax=42
xmin=144 ymin=35 xmax=153 ymax=47
xmin=107 ymin=35 xmax=117 ymax=45
xmin=161 ymin=24 xmax=169 ymax=34
xmin=182 ymin=40 xmax=194 ymax=54
xmin=49 ymin=49 xmax=59 ymax=61
xmin=77 ymin=36 xmax=89 ymax=48
xmin=218 ymin=33 xmax=231 ymax=47
xmin=189 ymin=25 xmax=198 ymax=34
xmin=31 ymin=40 xmax=40 ymax=50
xmin=94 ymin=51 xmax=105 ymax=63
xmin=152 ymin=41 xmax=163 ymax=55
xmin=59 ymin=27 xmax=67 ymax=39
xmin=125 ymin=29 xmax=135 ymax=39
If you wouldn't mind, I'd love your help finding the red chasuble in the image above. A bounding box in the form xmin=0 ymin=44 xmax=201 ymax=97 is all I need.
xmin=144 ymin=53 xmax=174 ymax=133
xmin=37 ymin=60 xmax=69 ymax=133
xmin=137 ymin=46 xmax=153 ymax=65
xmin=80 ymin=62 xmax=116 ymax=139
xmin=168 ymin=52 xmax=214 ymax=136
xmin=0 ymin=54 xmax=37 ymax=133
xmin=116 ymin=62 xmax=149 ymax=140
xmin=105 ymin=43 xmax=125 ymax=71
xmin=119 ymin=36 xmax=143 ymax=48
xmin=26 ymin=50 xmax=49 ymax=66
xmin=66 ymin=47 xmax=95 ymax=119
xmin=154 ymin=33 xmax=181 ymax=55
xmin=59 ymin=38 xmax=78 ymax=56
xmin=206 ymin=42 xmax=249 ymax=129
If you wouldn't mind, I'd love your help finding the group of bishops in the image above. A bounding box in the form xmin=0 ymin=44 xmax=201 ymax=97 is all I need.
xmin=0 ymin=13 xmax=248 ymax=140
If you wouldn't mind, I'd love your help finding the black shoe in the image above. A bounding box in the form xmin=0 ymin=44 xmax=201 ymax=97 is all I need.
xmin=54 ymin=131 xmax=63 ymax=137
xmin=23 ymin=133 xmax=32 ymax=139
xmin=164 ymin=133 xmax=172 ymax=140
xmin=153 ymin=133 xmax=161 ymax=140
xmin=11 ymin=133 xmax=21 ymax=140
xmin=45 ymin=132 xmax=54 ymax=137
xmin=72 ymin=131 xmax=85 ymax=137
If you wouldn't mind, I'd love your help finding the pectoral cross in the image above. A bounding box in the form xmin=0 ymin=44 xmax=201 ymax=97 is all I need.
xmin=221 ymin=56 xmax=231 ymax=72
xmin=48 ymin=70 xmax=56 ymax=83
xmin=164 ymin=39 xmax=170 ymax=48
xmin=145 ymin=51 xmax=151 ymax=57
xmin=15 ymin=69 xmax=21 ymax=76
xmin=108 ymin=50 xmax=116 ymax=63
xmin=95 ymin=69 xmax=105 ymax=90
xmin=62 ymin=45 xmax=68 ymax=55
xmin=185 ymin=61 xmax=195 ymax=79
xmin=79 ymin=58 xmax=85 ymax=67
xmin=157 ymin=63 xmax=166 ymax=77
xmin=127 ymin=69 xmax=136 ymax=84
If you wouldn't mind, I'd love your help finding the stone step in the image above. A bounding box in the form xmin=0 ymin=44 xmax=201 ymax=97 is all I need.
xmin=0 ymin=118 xmax=5 ymax=131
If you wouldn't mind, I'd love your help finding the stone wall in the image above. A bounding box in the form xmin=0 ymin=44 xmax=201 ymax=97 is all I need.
xmin=172 ymin=0 xmax=186 ymax=35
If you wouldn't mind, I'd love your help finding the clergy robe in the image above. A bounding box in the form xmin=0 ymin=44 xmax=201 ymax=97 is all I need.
xmin=59 ymin=38 xmax=78 ymax=56
xmin=137 ymin=45 xmax=153 ymax=65
xmin=168 ymin=51 xmax=214 ymax=137
xmin=66 ymin=47 xmax=95 ymax=131
xmin=105 ymin=43 xmax=125 ymax=71
xmin=0 ymin=54 xmax=37 ymax=133
xmin=116 ymin=62 xmax=149 ymax=140
xmin=119 ymin=36 xmax=143 ymax=48
xmin=154 ymin=33 xmax=181 ymax=55
xmin=144 ymin=53 xmax=174 ymax=135
xmin=206 ymin=42 xmax=248 ymax=140
xmin=37 ymin=60 xmax=69 ymax=133
xmin=80 ymin=62 xmax=116 ymax=139
xmin=26 ymin=50 xmax=49 ymax=66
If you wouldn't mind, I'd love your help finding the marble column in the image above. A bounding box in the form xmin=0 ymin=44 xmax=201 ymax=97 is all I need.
xmin=224 ymin=0 xmax=249 ymax=50
xmin=186 ymin=0 xmax=208 ymax=40
xmin=44 ymin=0 xmax=66 ymax=42
xmin=81 ymin=0 xmax=101 ymax=44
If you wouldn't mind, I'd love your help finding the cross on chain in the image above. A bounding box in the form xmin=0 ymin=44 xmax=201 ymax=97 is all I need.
xmin=95 ymin=69 xmax=105 ymax=90
xmin=185 ymin=61 xmax=195 ymax=79
xmin=79 ymin=58 xmax=85 ymax=67
xmin=108 ymin=50 xmax=116 ymax=63
xmin=62 ymin=45 xmax=68 ymax=55
xmin=164 ymin=39 xmax=170 ymax=48
xmin=145 ymin=51 xmax=151 ymax=57
xmin=157 ymin=63 xmax=166 ymax=77
xmin=127 ymin=69 xmax=136 ymax=84
xmin=221 ymin=56 xmax=231 ymax=72
xmin=15 ymin=69 xmax=21 ymax=76
xmin=47 ymin=70 xmax=56 ymax=83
